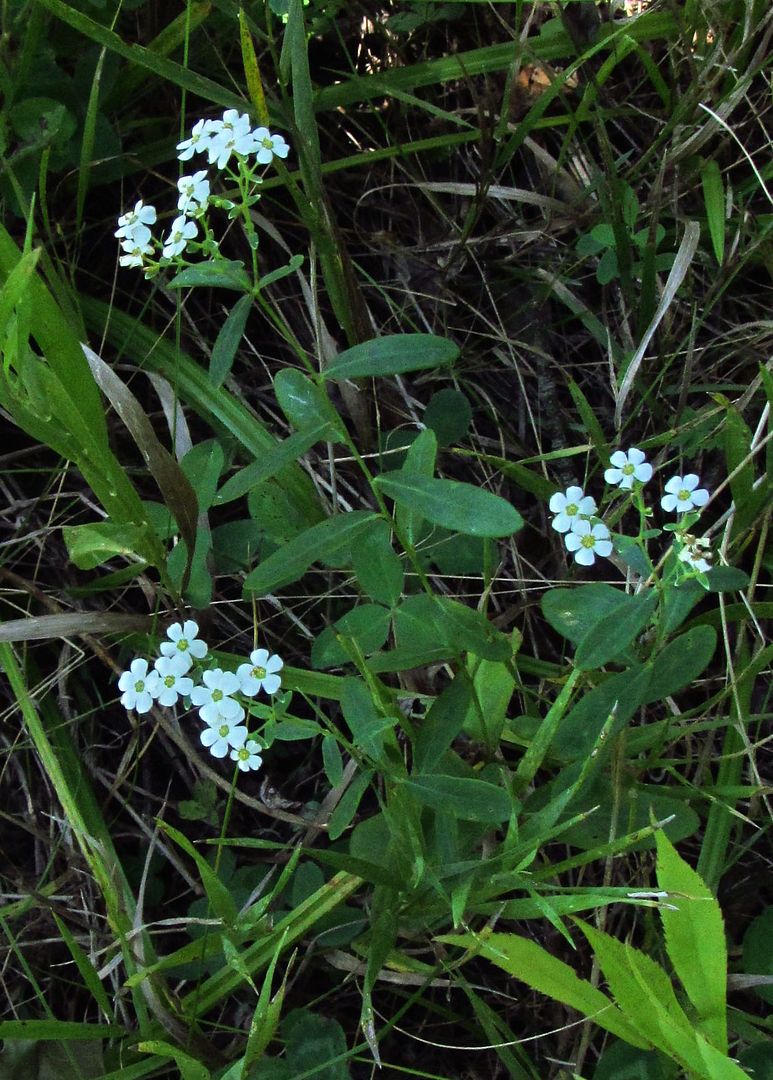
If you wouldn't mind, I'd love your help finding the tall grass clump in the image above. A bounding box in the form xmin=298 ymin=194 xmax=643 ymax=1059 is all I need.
xmin=0 ymin=0 xmax=770 ymax=1078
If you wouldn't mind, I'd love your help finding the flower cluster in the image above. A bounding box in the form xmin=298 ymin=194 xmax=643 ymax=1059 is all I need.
xmin=117 ymin=620 xmax=283 ymax=774
xmin=549 ymin=486 xmax=613 ymax=567
xmin=115 ymin=110 xmax=290 ymax=273
xmin=548 ymin=447 xmax=713 ymax=576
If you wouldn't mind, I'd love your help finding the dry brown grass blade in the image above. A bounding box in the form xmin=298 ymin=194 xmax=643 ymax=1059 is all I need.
xmin=614 ymin=220 xmax=701 ymax=428
xmin=0 ymin=612 xmax=152 ymax=641
xmin=82 ymin=344 xmax=198 ymax=559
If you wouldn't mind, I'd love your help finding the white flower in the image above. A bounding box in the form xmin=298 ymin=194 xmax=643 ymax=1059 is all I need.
xmin=206 ymin=109 xmax=254 ymax=170
xmin=230 ymin=738 xmax=263 ymax=772
xmin=249 ymin=127 xmax=290 ymax=165
xmin=162 ymin=215 xmax=198 ymax=258
xmin=237 ymin=648 xmax=284 ymax=696
xmin=677 ymin=535 xmax=713 ymax=574
xmin=564 ymin=520 xmax=613 ymax=567
xmin=177 ymin=118 xmax=213 ymax=161
xmin=159 ymin=620 xmax=207 ymax=667
xmin=115 ymin=200 xmax=157 ymax=239
xmin=118 ymin=658 xmax=160 ymax=714
xmin=200 ymin=713 xmax=248 ymax=759
xmin=119 ymin=223 xmax=152 ymax=249
xmin=177 ymin=170 xmax=210 ymax=214
xmin=549 ymin=486 xmax=597 ymax=534
xmin=153 ymin=655 xmax=194 ymax=706
xmin=604 ymin=447 xmax=653 ymax=490
xmin=119 ymin=235 xmax=153 ymax=268
xmin=191 ymin=668 xmax=242 ymax=725
xmin=661 ymin=474 xmax=709 ymax=514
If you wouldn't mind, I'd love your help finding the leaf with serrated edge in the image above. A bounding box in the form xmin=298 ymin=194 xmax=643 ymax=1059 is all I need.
xmin=656 ymin=831 xmax=728 ymax=1052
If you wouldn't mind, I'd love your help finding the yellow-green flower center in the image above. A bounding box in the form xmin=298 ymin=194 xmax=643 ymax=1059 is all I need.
xmin=678 ymin=489 xmax=690 ymax=502
xmin=261 ymin=136 xmax=273 ymax=149
xmin=134 ymin=679 xmax=145 ymax=692
xmin=566 ymin=503 xmax=578 ymax=516
xmin=622 ymin=463 xmax=634 ymax=475
xmin=164 ymin=675 xmax=175 ymax=688
xmin=580 ymin=535 xmax=596 ymax=549
xmin=237 ymin=747 xmax=250 ymax=761
xmin=176 ymin=638 xmax=189 ymax=651
xmin=212 ymin=689 xmax=223 ymax=702
xmin=218 ymin=724 xmax=229 ymax=737
xmin=251 ymin=666 xmax=266 ymax=680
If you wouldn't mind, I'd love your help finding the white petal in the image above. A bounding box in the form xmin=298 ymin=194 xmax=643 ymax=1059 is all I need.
xmin=609 ymin=451 xmax=628 ymax=469
xmin=262 ymin=674 xmax=282 ymax=695
xmin=628 ymin=447 xmax=646 ymax=465
xmin=574 ymin=547 xmax=596 ymax=566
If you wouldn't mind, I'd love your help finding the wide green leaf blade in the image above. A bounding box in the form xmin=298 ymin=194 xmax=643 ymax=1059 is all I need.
xmin=641 ymin=626 xmax=716 ymax=703
xmin=438 ymin=931 xmax=649 ymax=1048
xmin=168 ymin=260 xmax=251 ymax=291
xmin=656 ymin=832 xmax=728 ymax=1052
xmin=375 ymin=472 xmax=522 ymax=538
xmin=575 ymin=592 xmax=658 ymax=670
xmin=542 ymin=583 xmax=633 ymax=646
xmin=324 ymin=334 xmax=458 ymax=380
xmin=274 ymin=368 xmax=344 ymax=436
xmin=215 ymin=424 xmax=333 ymax=506
xmin=243 ymin=511 xmax=378 ymax=593
xmin=413 ymin=675 xmax=473 ymax=774
xmin=402 ymin=775 xmax=511 ymax=823
xmin=351 ymin=519 xmax=404 ymax=607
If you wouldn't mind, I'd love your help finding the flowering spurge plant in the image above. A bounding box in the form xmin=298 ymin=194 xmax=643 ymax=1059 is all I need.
xmin=115 ymin=110 xmax=290 ymax=279
xmin=548 ymin=446 xmax=715 ymax=586
xmin=116 ymin=620 xmax=282 ymax=774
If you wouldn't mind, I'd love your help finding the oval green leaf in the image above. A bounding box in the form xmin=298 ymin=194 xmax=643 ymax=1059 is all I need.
xmin=374 ymin=471 xmax=522 ymax=538
xmin=324 ymin=334 xmax=458 ymax=380
xmin=167 ymin=259 xmax=251 ymax=291
xmin=274 ymin=368 xmax=344 ymax=437
xmin=243 ymin=510 xmax=378 ymax=593
xmin=575 ymin=592 xmax=658 ymax=670
xmin=640 ymin=626 xmax=716 ymax=703
xmin=352 ymin=519 xmax=404 ymax=607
